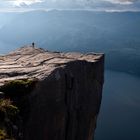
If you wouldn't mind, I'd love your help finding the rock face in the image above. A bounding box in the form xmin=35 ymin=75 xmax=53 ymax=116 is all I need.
xmin=0 ymin=46 xmax=104 ymax=140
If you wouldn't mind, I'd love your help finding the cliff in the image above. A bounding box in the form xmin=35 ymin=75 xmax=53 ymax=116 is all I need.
xmin=0 ymin=46 xmax=104 ymax=140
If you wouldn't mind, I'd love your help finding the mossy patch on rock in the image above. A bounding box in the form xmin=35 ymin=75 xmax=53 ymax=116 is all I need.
xmin=0 ymin=129 xmax=7 ymax=140
xmin=0 ymin=79 xmax=38 ymax=98
xmin=0 ymin=99 xmax=19 ymax=119
xmin=0 ymin=79 xmax=38 ymax=140
xmin=0 ymin=99 xmax=19 ymax=140
xmin=0 ymin=129 xmax=15 ymax=140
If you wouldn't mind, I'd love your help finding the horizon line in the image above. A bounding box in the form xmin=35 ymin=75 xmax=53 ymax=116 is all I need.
xmin=0 ymin=8 xmax=140 ymax=13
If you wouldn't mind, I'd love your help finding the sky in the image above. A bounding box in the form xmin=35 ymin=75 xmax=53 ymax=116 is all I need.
xmin=0 ymin=0 xmax=140 ymax=12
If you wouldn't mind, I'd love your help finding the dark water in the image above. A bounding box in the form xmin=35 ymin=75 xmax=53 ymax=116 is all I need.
xmin=95 ymin=70 xmax=140 ymax=140
xmin=0 ymin=41 xmax=17 ymax=55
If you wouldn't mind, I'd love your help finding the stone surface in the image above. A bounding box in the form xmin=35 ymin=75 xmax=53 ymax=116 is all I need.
xmin=0 ymin=46 xmax=104 ymax=140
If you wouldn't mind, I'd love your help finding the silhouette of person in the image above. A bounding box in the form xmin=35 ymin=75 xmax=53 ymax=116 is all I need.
xmin=32 ymin=42 xmax=35 ymax=47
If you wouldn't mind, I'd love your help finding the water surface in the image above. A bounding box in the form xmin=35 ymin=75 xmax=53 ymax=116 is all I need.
xmin=95 ymin=70 xmax=140 ymax=140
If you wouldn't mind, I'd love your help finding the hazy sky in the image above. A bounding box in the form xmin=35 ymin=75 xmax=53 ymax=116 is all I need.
xmin=0 ymin=0 xmax=140 ymax=12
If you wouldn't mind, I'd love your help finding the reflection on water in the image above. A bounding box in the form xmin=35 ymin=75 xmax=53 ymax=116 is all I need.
xmin=95 ymin=70 xmax=140 ymax=140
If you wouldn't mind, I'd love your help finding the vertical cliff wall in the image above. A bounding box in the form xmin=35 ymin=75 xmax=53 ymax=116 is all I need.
xmin=0 ymin=46 xmax=104 ymax=140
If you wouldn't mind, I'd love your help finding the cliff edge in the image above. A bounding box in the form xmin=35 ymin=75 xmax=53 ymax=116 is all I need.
xmin=0 ymin=46 xmax=104 ymax=140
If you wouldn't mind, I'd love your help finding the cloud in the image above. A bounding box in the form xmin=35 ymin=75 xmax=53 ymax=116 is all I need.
xmin=14 ymin=0 xmax=43 ymax=7
xmin=0 ymin=0 xmax=140 ymax=12
xmin=1 ymin=0 xmax=44 ymax=7
xmin=103 ymin=0 xmax=138 ymax=5
xmin=30 ymin=0 xmax=140 ymax=9
xmin=1 ymin=0 xmax=139 ymax=7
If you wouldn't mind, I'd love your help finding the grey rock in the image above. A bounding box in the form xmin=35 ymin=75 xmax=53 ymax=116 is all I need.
xmin=0 ymin=46 xmax=104 ymax=140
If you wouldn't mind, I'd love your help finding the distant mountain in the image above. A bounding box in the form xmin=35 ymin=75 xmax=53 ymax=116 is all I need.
xmin=0 ymin=10 xmax=140 ymax=76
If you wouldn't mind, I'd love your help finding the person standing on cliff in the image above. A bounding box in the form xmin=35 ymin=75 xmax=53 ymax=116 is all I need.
xmin=32 ymin=42 xmax=35 ymax=48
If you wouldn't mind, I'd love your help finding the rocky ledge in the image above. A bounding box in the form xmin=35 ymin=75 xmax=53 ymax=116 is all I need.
xmin=0 ymin=46 xmax=104 ymax=140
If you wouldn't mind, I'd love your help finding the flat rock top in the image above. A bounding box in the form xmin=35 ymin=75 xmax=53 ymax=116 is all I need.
xmin=0 ymin=46 xmax=103 ymax=86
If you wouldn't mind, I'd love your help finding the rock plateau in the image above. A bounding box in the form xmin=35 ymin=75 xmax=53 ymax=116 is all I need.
xmin=0 ymin=46 xmax=104 ymax=140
